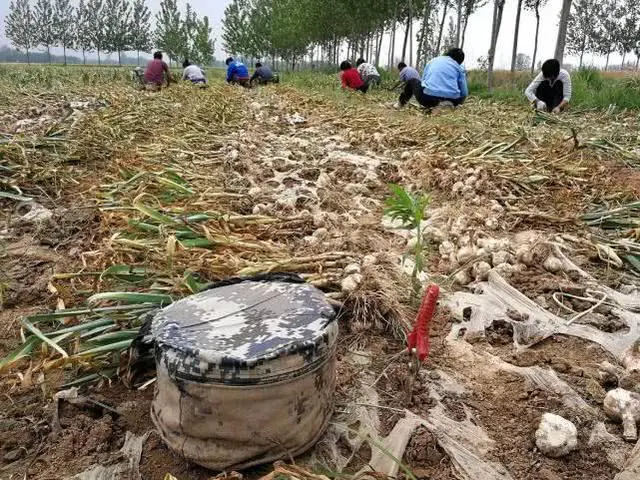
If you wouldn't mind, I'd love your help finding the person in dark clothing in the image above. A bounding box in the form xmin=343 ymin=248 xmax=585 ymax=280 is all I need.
xmin=225 ymin=57 xmax=251 ymax=87
xmin=251 ymin=62 xmax=279 ymax=85
xmin=398 ymin=48 xmax=467 ymax=109
xmin=525 ymin=59 xmax=572 ymax=113
xmin=340 ymin=61 xmax=368 ymax=93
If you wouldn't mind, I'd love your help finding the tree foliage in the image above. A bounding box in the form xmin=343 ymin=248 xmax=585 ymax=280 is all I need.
xmin=103 ymin=0 xmax=132 ymax=64
xmin=154 ymin=0 xmax=184 ymax=62
xmin=4 ymin=0 xmax=214 ymax=67
xmin=33 ymin=0 xmax=55 ymax=62
xmin=53 ymin=0 xmax=75 ymax=65
xmin=192 ymin=16 xmax=215 ymax=65
xmin=4 ymin=0 xmax=35 ymax=63
xmin=566 ymin=0 xmax=600 ymax=67
xmin=569 ymin=0 xmax=640 ymax=69
xmin=221 ymin=0 xmax=441 ymax=66
xmin=76 ymin=0 xmax=93 ymax=63
xmin=87 ymin=0 xmax=107 ymax=63
xmin=130 ymin=0 xmax=153 ymax=62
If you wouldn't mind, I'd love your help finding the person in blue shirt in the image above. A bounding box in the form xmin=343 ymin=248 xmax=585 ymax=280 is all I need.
xmin=398 ymin=48 xmax=468 ymax=109
xmin=225 ymin=57 xmax=251 ymax=87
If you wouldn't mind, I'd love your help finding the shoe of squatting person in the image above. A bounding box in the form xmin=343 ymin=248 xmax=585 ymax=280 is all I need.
xmin=437 ymin=100 xmax=455 ymax=109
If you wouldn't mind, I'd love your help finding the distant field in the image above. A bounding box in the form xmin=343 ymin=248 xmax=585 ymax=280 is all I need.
xmin=0 ymin=63 xmax=638 ymax=109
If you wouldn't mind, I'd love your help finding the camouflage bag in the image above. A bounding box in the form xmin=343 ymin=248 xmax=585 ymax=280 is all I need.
xmin=150 ymin=275 xmax=338 ymax=470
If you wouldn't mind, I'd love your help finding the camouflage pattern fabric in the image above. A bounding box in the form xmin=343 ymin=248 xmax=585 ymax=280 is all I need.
xmin=151 ymin=280 xmax=338 ymax=469
xmin=152 ymin=280 xmax=338 ymax=384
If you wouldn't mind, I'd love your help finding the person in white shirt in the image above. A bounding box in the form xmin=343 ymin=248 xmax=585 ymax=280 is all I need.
xmin=525 ymin=59 xmax=571 ymax=113
xmin=182 ymin=59 xmax=207 ymax=85
xmin=356 ymin=58 xmax=381 ymax=87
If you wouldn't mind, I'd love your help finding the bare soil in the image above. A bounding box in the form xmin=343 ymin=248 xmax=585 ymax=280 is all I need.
xmin=1 ymin=81 xmax=639 ymax=480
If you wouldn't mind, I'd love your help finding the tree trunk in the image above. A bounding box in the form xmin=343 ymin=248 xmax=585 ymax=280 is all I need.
xmin=409 ymin=17 xmax=414 ymax=65
xmin=554 ymin=0 xmax=572 ymax=64
xmin=389 ymin=19 xmax=396 ymax=67
xmin=621 ymin=52 xmax=626 ymax=70
xmin=63 ymin=45 xmax=67 ymax=66
xmin=47 ymin=46 xmax=51 ymax=64
xmin=461 ymin=15 xmax=469 ymax=49
xmin=579 ymin=44 xmax=585 ymax=68
xmin=436 ymin=2 xmax=449 ymax=54
xmin=510 ymin=0 xmax=523 ymax=72
xmin=98 ymin=49 xmax=101 ymax=65
xmin=456 ymin=0 xmax=463 ymax=47
xmin=118 ymin=50 xmax=121 ymax=66
xmin=636 ymin=55 xmax=639 ymax=70
xmin=531 ymin=6 xmax=540 ymax=74
xmin=605 ymin=49 xmax=610 ymax=70
xmin=402 ymin=14 xmax=411 ymax=60
xmin=487 ymin=0 xmax=506 ymax=91
xmin=137 ymin=50 xmax=140 ymax=65
xmin=417 ymin=0 xmax=433 ymax=68
xmin=375 ymin=28 xmax=383 ymax=66
xmin=26 ymin=49 xmax=30 ymax=65
xmin=83 ymin=49 xmax=86 ymax=65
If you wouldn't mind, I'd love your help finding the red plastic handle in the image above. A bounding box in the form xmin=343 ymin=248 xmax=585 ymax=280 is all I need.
xmin=407 ymin=284 xmax=440 ymax=361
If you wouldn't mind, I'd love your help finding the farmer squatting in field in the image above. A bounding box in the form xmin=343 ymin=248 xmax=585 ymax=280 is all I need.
xmin=251 ymin=63 xmax=279 ymax=86
xmin=143 ymin=51 xmax=171 ymax=90
xmin=525 ymin=59 xmax=572 ymax=113
xmin=396 ymin=48 xmax=469 ymax=109
xmin=182 ymin=59 xmax=208 ymax=85
xmin=226 ymin=57 xmax=251 ymax=87
xmin=340 ymin=61 xmax=369 ymax=93
xmin=356 ymin=58 xmax=381 ymax=88
xmin=391 ymin=62 xmax=420 ymax=92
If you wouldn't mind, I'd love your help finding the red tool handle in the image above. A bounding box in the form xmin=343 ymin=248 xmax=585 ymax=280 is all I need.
xmin=407 ymin=284 xmax=440 ymax=361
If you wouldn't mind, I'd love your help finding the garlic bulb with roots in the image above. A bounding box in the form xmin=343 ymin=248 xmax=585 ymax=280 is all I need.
xmin=515 ymin=245 xmax=535 ymax=266
xmin=604 ymin=388 xmax=640 ymax=441
xmin=453 ymin=269 xmax=472 ymax=285
xmin=473 ymin=261 xmax=492 ymax=281
xmin=344 ymin=263 xmax=361 ymax=275
xmin=492 ymin=251 xmax=511 ymax=266
xmin=439 ymin=241 xmax=455 ymax=256
xmin=543 ymin=255 xmax=563 ymax=273
xmin=457 ymin=246 xmax=476 ymax=263
xmin=493 ymin=263 xmax=515 ymax=278
xmin=248 ymin=187 xmax=262 ymax=197
xmin=464 ymin=176 xmax=478 ymax=187
xmin=341 ymin=274 xmax=363 ymax=293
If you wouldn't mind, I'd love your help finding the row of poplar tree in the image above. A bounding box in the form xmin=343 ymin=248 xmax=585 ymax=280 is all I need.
xmin=222 ymin=0 xmax=640 ymax=75
xmin=221 ymin=0 xmax=548 ymax=76
xmin=567 ymin=0 xmax=640 ymax=70
xmin=4 ymin=0 xmax=215 ymax=66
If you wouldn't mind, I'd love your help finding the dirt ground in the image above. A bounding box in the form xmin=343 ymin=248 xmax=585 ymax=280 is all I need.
xmin=1 ymin=77 xmax=640 ymax=479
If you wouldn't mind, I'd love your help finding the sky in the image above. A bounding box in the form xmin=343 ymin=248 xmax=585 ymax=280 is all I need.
xmin=0 ymin=0 xmax=629 ymax=69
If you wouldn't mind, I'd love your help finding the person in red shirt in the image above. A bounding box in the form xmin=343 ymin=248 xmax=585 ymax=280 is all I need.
xmin=340 ymin=61 xmax=368 ymax=93
xmin=144 ymin=51 xmax=171 ymax=90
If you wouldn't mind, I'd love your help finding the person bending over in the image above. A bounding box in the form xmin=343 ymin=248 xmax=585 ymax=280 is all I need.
xmin=390 ymin=62 xmax=420 ymax=92
xmin=340 ymin=61 xmax=368 ymax=93
xmin=225 ymin=57 xmax=251 ymax=87
xmin=182 ymin=59 xmax=207 ymax=84
xmin=356 ymin=58 xmax=381 ymax=87
xmin=398 ymin=48 xmax=467 ymax=109
xmin=144 ymin=51 xmax=171 ymax=90
xmin=525 ymin=59 xmax=571 ymax=113
xmin=251 ymin=62 xmax=278 ymax=85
